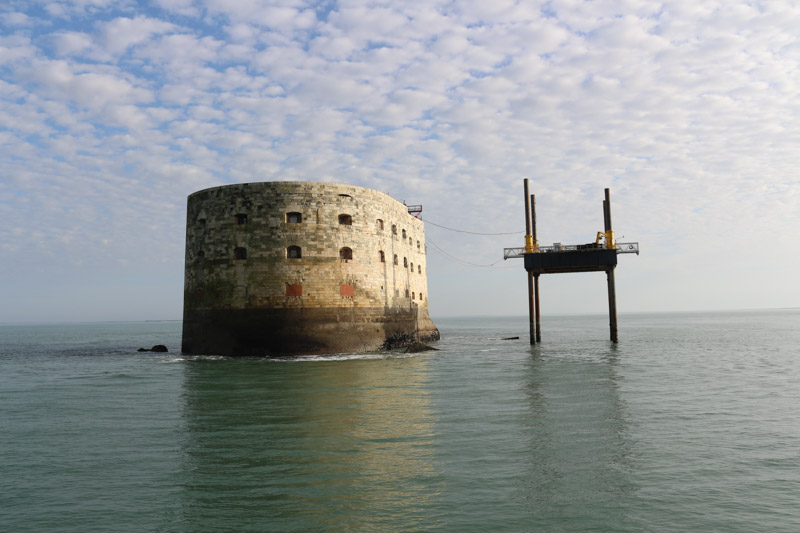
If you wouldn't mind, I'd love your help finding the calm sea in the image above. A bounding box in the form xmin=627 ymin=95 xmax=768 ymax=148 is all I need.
xmin=1 ymin=310 xmax=799 ymax=532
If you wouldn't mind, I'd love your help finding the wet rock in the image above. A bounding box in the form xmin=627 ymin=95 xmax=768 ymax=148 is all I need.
xmin=137 ymin=345 xmax=169 ymax=352
xmin=404 ymin=342 xmax=438 ymax=353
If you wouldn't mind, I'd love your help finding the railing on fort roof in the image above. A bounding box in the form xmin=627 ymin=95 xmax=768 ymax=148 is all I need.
xmin=503 ymin=242 xmax=639 ymax=260
xmin=406 ymin=205 xmax=422 ymax=217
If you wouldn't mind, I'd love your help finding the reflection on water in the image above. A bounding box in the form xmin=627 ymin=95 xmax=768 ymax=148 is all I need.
xmin=3 ymin=313 xmax=799 ymax=532
xmin=179 ymin=355 xmax=440 ymax=532
xmin=428 ymin=316 xmax=635 ymax=532
xmin=521 ymin=345 xmax=635 ymax=531
xmin=177 ymin=318 xmax=637 ymax=532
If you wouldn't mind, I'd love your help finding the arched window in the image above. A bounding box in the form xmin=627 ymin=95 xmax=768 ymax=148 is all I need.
xmin=338 ymin=214 xmax=352 ymax=225
xmin=339 ymin=247 xmax=353 ymax=260
xmin=235 ymin=213 xmax=247 ymax=225
xmin=393 ymin=254 xmax=398 ymax=265
xmin=420 ymin=292 xmax=424 ymax=300
xmin=402 ymin=229 xmax=407 ymax=239
xmin=403 ymin=257 xmax=408 ymax=268
xmin=198 ymin=218 xmax=206 ymax=227
xmin=376 ymin=219 xmax=384 ymax=231
xmin=287 ymin=246 xmax=301 ymax=258
xmin=379 ymin=250 xmax=385 ymax=262
xmin=391 ymin=224 xmax=397 ymax=235
xmin=405 ymin=289 xmax=410 ymax=298
xmin=197 ymin=250 xmax=205 ymax=260
xmin=418 ymin=265 xmax=421 ymax=274
xmin=417 ymin=240 xmax=421 ymax=251
xmin=412 ymin=292 xmax=415 ymax=300
xmin=234 ymin=247 xmax=247 ymax=260
xmin=410 ymin=262 xmax=413 ymax=272
xmin=286 ymin=212 xmax=302 ymax=223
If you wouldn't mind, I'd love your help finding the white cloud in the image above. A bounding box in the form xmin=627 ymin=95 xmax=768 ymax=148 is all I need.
xmin=22 ymin=59 xmax=153 ymax=109
xmin=51 ymin=31 xmax=94 ymax=56
xmin=152 ymin=0 xmax=199 ymax=17
xmin=135 ymin=33 xmax=223 ymax=67
xmin=0 ymin=35 xmax=37 ymax=66
xmin=100 ymin=16 xmax=177 ymax=55
xmin=205 ymin=0 xmax=317 ymax=32
xmin=1 ymin=12 xmax=32 ymax=26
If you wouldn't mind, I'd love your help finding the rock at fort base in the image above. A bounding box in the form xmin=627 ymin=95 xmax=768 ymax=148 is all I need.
xmin=138 ymin=345 xmax=169 ymax=352
xmin=405 ymin=342 xmax=438 ymax=353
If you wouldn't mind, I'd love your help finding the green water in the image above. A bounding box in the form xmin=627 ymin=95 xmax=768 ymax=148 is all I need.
xmin=2 ymin=311 xmax=799 ymax=532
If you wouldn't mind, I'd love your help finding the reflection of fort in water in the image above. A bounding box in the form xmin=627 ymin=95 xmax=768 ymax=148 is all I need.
xmin=179 ymin=357 xmax=441 ymax=530
xmin=177 ymin=318 xmax=635 ymax=530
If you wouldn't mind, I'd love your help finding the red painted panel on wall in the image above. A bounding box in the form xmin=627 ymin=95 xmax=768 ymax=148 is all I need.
xmin=286 ymin=284 xmax=302 ymax=297
xmin=340 ymin=284 xmax=354 ymax=297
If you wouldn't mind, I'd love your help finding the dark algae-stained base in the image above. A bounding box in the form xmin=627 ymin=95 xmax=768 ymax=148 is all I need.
xmin=181 ymin=306 xmax=439 ymax=356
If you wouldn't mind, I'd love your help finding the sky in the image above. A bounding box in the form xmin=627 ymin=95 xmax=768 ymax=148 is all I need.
xmin=1 ymin=0 xmax=799 ymax=323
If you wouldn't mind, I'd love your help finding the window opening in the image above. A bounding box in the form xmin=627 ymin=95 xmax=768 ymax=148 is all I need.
xmin=393 ymin=254 xmax=398 ymax=265
xmin=339 ymin=247 xmax=353 ymax=260
xmin=402 ymin=229 xmax=407 ymax=239
xmin=338 ymin=214 xmax=352 ymax=225
xmin=404 ymin=257 xmax=408 ymax=268
xmin=392 ymin=224 xmax=397 ymax=235
xmin=418 ymin=265 xmax=421 ymax=274
xmin=235 ymin=213 xmax=247 ymax=225
xmin=376 ymin=219 xmax=384 ymax=231
xmin=379 ymin=250 xmax=385 ymax=262
xmin=287 ymin=246 xmax=302 ymax=258
xmin=198 ymin=218 xmax=206 ymax=227
xmin=234 ymin=247 xmax=247 ymax=260
xmin=286 ymin=212 xmax=302 ymax=223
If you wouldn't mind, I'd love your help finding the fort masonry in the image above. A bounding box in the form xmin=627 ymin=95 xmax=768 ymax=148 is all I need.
xmin=182 ymin=181 xmax=439 ymax=356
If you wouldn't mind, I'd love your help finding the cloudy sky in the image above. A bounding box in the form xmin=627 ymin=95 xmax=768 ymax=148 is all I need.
xmin=1 ymin=0 xmax=798 ymax=323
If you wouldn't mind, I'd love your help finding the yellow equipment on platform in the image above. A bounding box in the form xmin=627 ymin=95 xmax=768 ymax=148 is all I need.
xmin=596 ymin=231 xmax=616 ymax=249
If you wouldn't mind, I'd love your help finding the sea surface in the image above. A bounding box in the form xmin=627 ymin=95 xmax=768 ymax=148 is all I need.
xmin=1 ymin=310 xmax=799 ymax=532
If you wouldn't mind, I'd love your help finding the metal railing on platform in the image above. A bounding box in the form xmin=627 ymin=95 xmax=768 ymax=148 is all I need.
xmin=503 ymin=242 xmax=639 ymax=260
xmin=615 ymin=242 xmax=640 ymax=254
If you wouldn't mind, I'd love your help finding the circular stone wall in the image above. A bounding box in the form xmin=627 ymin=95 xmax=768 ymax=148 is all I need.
xmin=181 ymin=181 xmax=439 ymax=356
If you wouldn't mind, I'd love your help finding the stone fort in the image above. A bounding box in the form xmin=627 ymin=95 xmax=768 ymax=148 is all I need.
xmin=182 ymin=181 xmax=440 ymax=356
